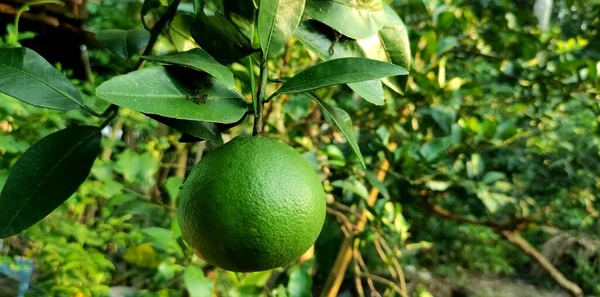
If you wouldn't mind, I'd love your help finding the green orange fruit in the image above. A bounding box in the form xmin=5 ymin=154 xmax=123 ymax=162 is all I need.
xmin=177 ymin=136 xmax=326 ymax=272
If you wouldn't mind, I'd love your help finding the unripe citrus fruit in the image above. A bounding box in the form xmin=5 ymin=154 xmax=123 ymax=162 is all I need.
xmin=177 ymin=136 xmax=326 ymax=272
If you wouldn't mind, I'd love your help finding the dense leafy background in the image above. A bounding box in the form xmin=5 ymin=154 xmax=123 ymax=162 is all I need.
xmin=0 ymin=0 xmax=599 ymax=296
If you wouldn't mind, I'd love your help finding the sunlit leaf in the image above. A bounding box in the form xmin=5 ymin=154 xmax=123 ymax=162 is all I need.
xmin=357 ymin=6 xmax=411 ymax=94
xmin=169 ymin=14 xmax=199 ymax=51
xmin=304 ymin=0 xmax=386 ymax=39
xmin=96 ymin=67 xmax=247 ymax=123
xmin=184 ymin=265 xmax=213 ymax=297
xmin=258 ymin=0 xmax=306 ymax=56
xmin=294 ymin=21 xmax=384 ymax=104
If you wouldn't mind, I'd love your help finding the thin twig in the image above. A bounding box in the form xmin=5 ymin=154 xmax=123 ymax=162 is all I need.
xmin=253 ymin=52 xmax=268 ymax=135
xmin=353 ymin=249 xmax=366 ymax=297
xmin=326 ymin=207 xmax=354 ymax=238
xmin=357 ymin=272 xmax=405 ymax=296
xmin=355 ymin=250 xmax=380 ymax=297
xmin=377 ymin=237 xmax=408 ymax=297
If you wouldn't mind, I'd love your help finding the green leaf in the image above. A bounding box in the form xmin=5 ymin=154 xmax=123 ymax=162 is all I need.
xmin=114 ymin=150 xmax=160 ymax=190
xmin=304 ymin=0 xmax=386 ymax=39
xmin=96 ymin=66 xmax=247 ymax=124
xmin=0 ymin=47 xmax=83 ymax=110
xmin=427 ymin=106 xmax=456 ymax=133
xmin=477 ymin=190 xmax=515 ymax=214
xmin=143 ymin=48 xmax=235 ymax=89
xmin=481 ymin=171 xmax=506 ymax=185
xmin=148 ymin=115 xmax=224 ymax=144
xmin=164 ymin=176 xmax=184 ymax=201
xmin=294 ymin=21 xmax=385 ymax=105
xmin=184 ymin=265 xmax=213 ymax=297
xmin=223 ymin=0 xmax=257 ymax=40
xmin=305 ymin=93 xmax=364 ymax=167
xmin=191 ymin=11 xmax=255 ymax=64
xmin=258 ymin=0 xmax=306 ymax=57
xmin=277 ymin=57 xmax=407 ymax=104
xmin=169 ymin=14 xmax=199 ymax=52
xmin=141 ymin=227 xmax=182 ymax=255
xmin=364 ymin=170 xmax=390 ymax=199
xmin=287 ymin=267 xmax=312 ymax=297
xmin=357 ymin=6 xmax=411 ymax=94
xmin=419 ymin=136 xmax=453 ymax=162
xmin=240 ymin=271 xmax=272 ymax=287
xmin=0 ymin=126 xmax=101 ymax=238
xmin=96 ymin=29 xmax=150 ymax=62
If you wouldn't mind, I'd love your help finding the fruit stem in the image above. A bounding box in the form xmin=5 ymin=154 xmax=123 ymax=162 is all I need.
xmin=253 ymin=52 xmax=268 ymax=135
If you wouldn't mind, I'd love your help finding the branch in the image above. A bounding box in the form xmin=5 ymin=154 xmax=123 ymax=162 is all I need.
xmin=499 ymin=230 xmax=583 ymax=297
xmin=425 ymin=198 xmax=531 ymax=231
xmin=425 ymin=199 xmax=583 ymax=297
xmin=135 ymin=0 xmax=181 ymax=69
xmin=357 ymin=272 xmax=405 ymax=297
xmin=425 ymin=199 xmax=500 ymax=228
xmin=253 ymin=52 xmax=268 ymax=135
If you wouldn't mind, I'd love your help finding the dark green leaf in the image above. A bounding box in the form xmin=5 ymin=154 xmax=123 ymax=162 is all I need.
xmin=304 ymin=0 xmax=386 ymax=39
xmin=287 ymin=267 xmax=312 ymax=297
xmin=0 ymin=126 xmax=101 ymax=238
xmin=294 ymin=21 xmax=385 ymax=104
xmin=358 ymin=6 xmax=411 ymax=94
xmin=258 ymin=0 xmax=306 ymax=57
xmin=148 ymin=114 xmax=224 ymax=144
xmin=169 ymin=14 xmax=199 ymax=52
xmin=141 ymin=0 xmax=168 ymax=29
xmin=277 ymin=57 xmax=407 ymax=105
xmin=96 ymin=66 xmax=247 ymax=124
xmin=428 ymin=106 xmax=456 ymax=133
xmin=305 ymin=93 xmax=365 ymax=167
xmin=0 ymin=47 xmax=83 ymax=110
xmin=143 ymin=48 xmax=235 ymax=89
xmin=295 ymin=21 xmax=366 ymax=60
xmin=184 ymin=265 xmax=213 ymax=297
xmin=223 ymin=0 xmax=257 ymax=40
xmin=96 ymin=29 xmax=151 ymax=62
xmin=191 ymin=11 xmax=255 ymax=64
